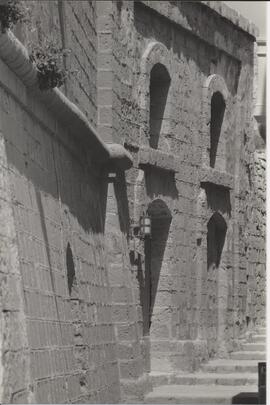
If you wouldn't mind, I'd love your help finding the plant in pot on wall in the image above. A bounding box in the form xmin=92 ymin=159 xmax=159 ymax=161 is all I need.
xmin=0 ymin=1 xmax=78 ymax=91
xmin=0 ymin=0 xmax=28 ymax=33
xmin=29 ymin=40 xmax=74 ymax=91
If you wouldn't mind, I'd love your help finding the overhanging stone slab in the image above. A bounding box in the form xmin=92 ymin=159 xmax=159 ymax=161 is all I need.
xmin=0 ymin=29 xmax=133 ymax=171
xmin=200 ymin=168 xmax=234 ymax=189
xmin=139 ymin=148 xmax=178 ymax=173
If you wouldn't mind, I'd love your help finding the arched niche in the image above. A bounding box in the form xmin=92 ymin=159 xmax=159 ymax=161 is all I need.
xmin=202 ymin=74 xmax=229 ymax=171
xmin=149 ymin=63 xmax=171 ymax=149
xmin=210 ymin=92 xmax=226 ymax=168
xmin=138 ymin=41 xmax=172 ymax=151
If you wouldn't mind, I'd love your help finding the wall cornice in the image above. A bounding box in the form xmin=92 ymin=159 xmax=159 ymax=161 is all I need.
xmin=0 ymin=29 xmax=133 ymax=171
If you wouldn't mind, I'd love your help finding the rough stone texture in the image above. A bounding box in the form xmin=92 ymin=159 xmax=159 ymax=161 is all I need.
xmin=0 ymin=1 xmax=265 ymax=403
xmin=0 ymin=54 xmax=121 ymax=403
xmin=15 ymin=0 xmax=97 ymax=126
xmin=243 ymin=149 xmax=266 ymax=327
xmin=146 ymin=325 xmax=266 ymax=403
xmin=98 ymin=0 xmax=265 ymax=399
xmin=0 ymin=114 xmax=32 ymax=404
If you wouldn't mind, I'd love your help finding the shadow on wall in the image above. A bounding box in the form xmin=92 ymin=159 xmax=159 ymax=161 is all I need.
xmin=34 ymin=187 xmax=69 ymax=360
xmin=207 ymin=212 xmax=227 ymax=270
xmin=4 ymin=104 xmax=106 ymax=235
xmin=137 ymin=254 xmax=148 ymax=335
xmin=2 ymin=88 xmax=111 ymax=338
xmin=145 ymin=167 xmax=178 ymax=200
xmin=205 ymin=184 xmax=232 ymax=217
xmin=134 ymin=1 xmax=240 ymax=95
xmin=138 ymin=199 xmax=172 ymax=335
xmin=113 ymin=170 xmax=131 ymax=237
xmin=134 ymin=1 xmax=241 ymax=95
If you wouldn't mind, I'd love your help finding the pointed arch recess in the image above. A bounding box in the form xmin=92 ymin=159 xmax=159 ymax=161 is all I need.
xmin=138 ymin=42 xmax=172 ymax=149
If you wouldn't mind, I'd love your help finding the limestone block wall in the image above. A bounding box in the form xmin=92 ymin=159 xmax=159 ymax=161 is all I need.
xmin=0 ymin=1 xmax=265 ymax=404
xmin=15 ymin=0 xmax=97 ymax=126
xmin=251 ymin=150 xmax=266 ymax=324
xmin=0 ymin=33 xmax=121 ymax=405
xmin=242 ymin=146 xmax=266 ymax=329
xmin=62 ymin=0 xmax=97 ymax=126
xmin=97 ymin=0 xmax=265 ymax=378
xmin=0 ymin=116 xmax=31 ymax=404
xmin=96 ymin=2 xmax=150 ymax=401
xmin=103 ymin=176 xmax=149 ymax=402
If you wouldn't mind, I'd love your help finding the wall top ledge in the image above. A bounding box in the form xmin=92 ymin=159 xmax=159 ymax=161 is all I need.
xmin=139 ymin=147 xmax=178 ymax=173
xmin=200 ymin=167 xmax=234 ymax=190
xmin=139 ymin=1 xmax=258 ymax=39
xmin=0 ymin=30 xmax=133 ymax=171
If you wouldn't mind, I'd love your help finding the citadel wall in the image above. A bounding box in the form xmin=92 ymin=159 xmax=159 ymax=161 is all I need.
xmin=0 ymin=1 xmax=265 ymax=403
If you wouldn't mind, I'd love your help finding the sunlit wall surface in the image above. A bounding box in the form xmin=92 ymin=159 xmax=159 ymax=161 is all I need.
xmin=224 ymin=1 xmax=266 ymax=138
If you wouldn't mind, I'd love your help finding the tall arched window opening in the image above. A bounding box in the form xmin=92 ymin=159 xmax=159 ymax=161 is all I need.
xmin=207 ymin=212 xmax=227 ymax=271
xmin=149 ymin=63 xmax=171 ymax=149
xmin=210 ymin=92 xmax=225 ymax=168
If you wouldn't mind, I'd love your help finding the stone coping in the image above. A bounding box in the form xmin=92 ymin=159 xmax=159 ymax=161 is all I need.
xmin=200 ymin=167 xmax=234 ymax=189
xmin=0 ymin=29 xmax=133 ymax=171
xmin=200 ymin=1 xmax=259 ymax=38
xmin=138 ymin=147 xmax=178 ymax=173
xmin=139 ymin=1 xmax=258 ymax=39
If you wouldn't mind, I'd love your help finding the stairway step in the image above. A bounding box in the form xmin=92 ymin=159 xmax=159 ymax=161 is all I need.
xmin=145 ymin=384 xmax=258 ymax=404
xmin=256 ymin=327 xmax=266 ymax=335
xmin=251 ymin=334 xmax=266 ymax=343
xmin=172 ymin=372 xmax=257 ymax=386
xmin=241 ymin=327 xmax=266 ymax=337
xmin=230 ymin=351 xmax=265 ymax=360
xmin=203 ymin=359 xmax=260 ymax=374
xmin=241 ymin=342 xmax=266 ymax=351
xmin=150 ymin=369 xmax=258 ymax=386
xmin=149 ymin=371 xmax=172 ymax=386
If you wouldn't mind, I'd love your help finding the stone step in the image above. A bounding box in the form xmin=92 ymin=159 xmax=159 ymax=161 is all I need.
xmin=242 ymin=326 xmax=266 ymax=335
xmin=150 ymin=369 xmax=258 ymax=387
xmin=172 ymin=372 xmax=257 ymax=386
xmin=250 ymin=334 xmax=266 ymax=343
xmin=256 ymin=327 xmax=266 ymax=335
xmin=149 ymin=371 xmax=171 ymax=387
xmin=145 ymin=384 xmax=258 ymax=404
xmin=241 ymin=342 xmax=266 ymax=351
xmin=202 ymin=359 xmax=260 ymax=374
xmin=230 ymin=351 xmax=265 ymax=361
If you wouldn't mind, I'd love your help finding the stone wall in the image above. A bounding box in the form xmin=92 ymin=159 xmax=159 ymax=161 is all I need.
xmin=98 ymin=0 xmax=265 ymax=387
xmin=15 ymin=0 xmax=97 ymax=126
xmin=241 ymin=139 xmax=266 ymax=331
xmin=0 ymin=1 xmax=265 ymax=403
xmin=0 ymin=12 xmax=121 ymax=401
xmin=250 ymin=150 xmax=266 ymax=324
